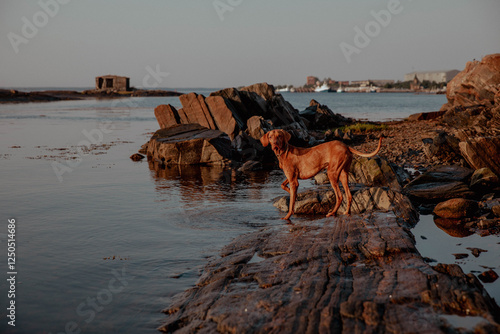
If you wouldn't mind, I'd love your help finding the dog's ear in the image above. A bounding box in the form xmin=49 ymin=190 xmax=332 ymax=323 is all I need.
xmin=260 ymin=132 xmax=270 ymax=147
xmin=281 ymin=130 xmax=291 ymax=143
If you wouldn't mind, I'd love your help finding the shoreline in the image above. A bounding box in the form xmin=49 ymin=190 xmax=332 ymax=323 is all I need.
xmin=0 ymin=88 xmax=183 ymax=104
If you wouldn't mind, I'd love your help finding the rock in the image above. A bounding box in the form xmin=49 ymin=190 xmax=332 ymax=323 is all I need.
xmin=154 ymin=104 xmax=180 ymax=129
xmin=150 ymin=83 xmax=312 ymax=161
xmin=179 ymin=92 xmax=217 ymax=129
xmin=433 ymin=198 xmax=479 ymax=219
xmin=129 ymin=153 xmax=145 ymax=161
xmin=138 ymin=142 xmax=149 ymax=154
xmin=406 ymin=165 xmax=473 ymax=186
xmin=404 ymin=181 xmax=474 ymax=203
xmin=458 ymin=136 xmax=500 ymax=176
xmin=299 ymin=99 xmax=353 ymax=130
xmin=478 ymin=270 xmax=499 ymax=283
xmin=314 ymin=172 xmax=330 ymax=185
xmin=477 ymin=219 xmax=500 ymax=229
xmin=466 ymin=247 xmax=487 ymax=258
xmin=273 ymin=186 xmax=418 ymax=225
xmin=273 ymin=188 xmax=337 ymax=216
xmin=146 ymin=124 xmax=231 ymax=165
xmin=240 ymin=82 xmax=276 ymax=101
xmin=421 ymin=131 xmax=461 ymax=163
xmin=453 ymin=253 xmax=469 ymax=260
xmin=492 ymin=205 xmax=500 ymax=217
xmin=205 ymin=95 xmax=241 ymax=140
xmin=404 ymin=165 xmax=475 ymax=203
xmin=441 ymin=53 xmax=500 ymax=111
xmin=246 ymin=116 xmax=269 ymax=141
xmin=351 ymin=156 xmax=402 ymax=192
xmin=209 ymin=87 xmax=264 ymax=124
xmin=159 ymin=213 xmax=500 ymax=333
xmin=407 ymin=110 xmax=445 ymax=121
xmin=470 ymin=167 xmax=500 ymax=190
xmin=238 ymin=160 xmax=262 ymax=172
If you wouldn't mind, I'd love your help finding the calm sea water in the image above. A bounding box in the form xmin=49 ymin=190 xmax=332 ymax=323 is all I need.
xmin=0 ymin=90 xmax=498 ymax=333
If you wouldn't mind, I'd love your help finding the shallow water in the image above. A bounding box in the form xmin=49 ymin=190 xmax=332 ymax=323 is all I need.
xmin=0 ymin=92 xmax=498 ymax=333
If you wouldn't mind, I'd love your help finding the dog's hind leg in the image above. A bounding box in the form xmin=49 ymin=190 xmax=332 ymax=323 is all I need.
xmin=326 ymin=167 xmax=343 ymax=217
xmin=340 ymin=170 xmax=352 ymax=215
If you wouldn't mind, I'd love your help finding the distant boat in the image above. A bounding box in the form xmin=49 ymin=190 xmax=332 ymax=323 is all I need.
xmin=337 ymin=84 xmax=344 ymax=93
xmin=314 ymin=83 xmax=330 ymax=92
xmin=276 ymin=87 xmax=290 ymax=92
xmin=369 ymin=85 xmax=377 ymax=93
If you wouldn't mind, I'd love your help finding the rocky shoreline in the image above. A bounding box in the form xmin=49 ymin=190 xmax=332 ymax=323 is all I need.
xmin=0 ymin=88 xmax=182 ymax=104
xmin=147 ymin=54 xmax=500 ymax=332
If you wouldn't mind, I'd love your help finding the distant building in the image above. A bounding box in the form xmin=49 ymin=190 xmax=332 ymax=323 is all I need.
xmin=410 ymin=75 xmax=421 ymax=91
xmin=95 ymin=75 xmax=130 ymax=91
xmin=404 ymin=70 xmax=460 ymax=83
xmin=307 ymin=76 xmax=319 ymax=86
xmin=350 ymin=79 xmax=394 ymax=87
xmin=350 ymin=80 xmax=370 ymax=87
xmin=370 ymin=79 xmax=394 ymax=86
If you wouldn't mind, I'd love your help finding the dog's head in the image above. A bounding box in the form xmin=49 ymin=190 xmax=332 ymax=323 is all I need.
xmin=260 ymin=129 xmax=291 ymax=156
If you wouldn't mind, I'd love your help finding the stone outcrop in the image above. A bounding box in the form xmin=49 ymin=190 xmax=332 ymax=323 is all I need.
xmin=146 ymin=124 xmax=231 ymax=166
xmin=299 ymin=99 xmax=353 ymax=130
xmin=159 ymin=212 xmax=500 ymax=333
xmin=434 ymin=54 xmax=500 ymax=180
xmin=151 ymin=83 xmax=313 ymax=165
xmin=441 ymin=53 xmax=500 ymax=112
xmin=457 ymin=133 xmax=500 ymax=176
xmin=153 ymin=83 xmax=310 ymax=144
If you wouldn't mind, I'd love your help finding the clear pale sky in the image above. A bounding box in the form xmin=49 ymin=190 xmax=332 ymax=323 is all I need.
xmin=1 ymin=0 xmax=499 ymax=89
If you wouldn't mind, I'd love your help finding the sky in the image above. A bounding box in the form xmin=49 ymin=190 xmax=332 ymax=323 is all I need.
xmin=0 ymin=0 xmax=499 ymax=89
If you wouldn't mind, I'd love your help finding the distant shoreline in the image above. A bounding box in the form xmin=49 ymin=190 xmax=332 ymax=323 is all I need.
xmin=0 ymin=88 xmax=183 ymax=104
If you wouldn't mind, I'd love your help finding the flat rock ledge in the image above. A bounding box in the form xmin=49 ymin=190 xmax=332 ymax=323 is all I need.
xmin=159 ymin=212 xmax=500 ymax=333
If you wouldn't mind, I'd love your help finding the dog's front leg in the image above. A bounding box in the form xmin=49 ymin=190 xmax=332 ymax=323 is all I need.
xmin=283 ymin=179 xmax=298 ymax=220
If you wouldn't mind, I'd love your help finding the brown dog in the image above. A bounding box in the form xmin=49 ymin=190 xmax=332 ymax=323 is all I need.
xmin=261 ymin=129 xmax=383 ymax=220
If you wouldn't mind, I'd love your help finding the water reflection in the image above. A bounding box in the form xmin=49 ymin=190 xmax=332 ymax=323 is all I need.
xmin=434 ymin=217 xmax=475 ymax=238
xmin=147 ymin=161 xmax=282 ymax=222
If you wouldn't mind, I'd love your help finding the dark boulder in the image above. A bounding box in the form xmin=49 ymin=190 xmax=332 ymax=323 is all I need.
xmin=299 ymin=99 xmax=353 ymax=130
xmin=146 ymin=124 xmax=231 ymax=165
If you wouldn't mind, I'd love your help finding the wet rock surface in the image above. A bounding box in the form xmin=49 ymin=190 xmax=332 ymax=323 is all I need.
xmin=159 ymin=212 xmax=500 ymax=333
xmin=157 ymin=55 xmax=500 ymax=332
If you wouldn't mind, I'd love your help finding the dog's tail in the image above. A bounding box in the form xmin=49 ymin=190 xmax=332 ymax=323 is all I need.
xmin=349 ymin=136 xmax=383 ymax=158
